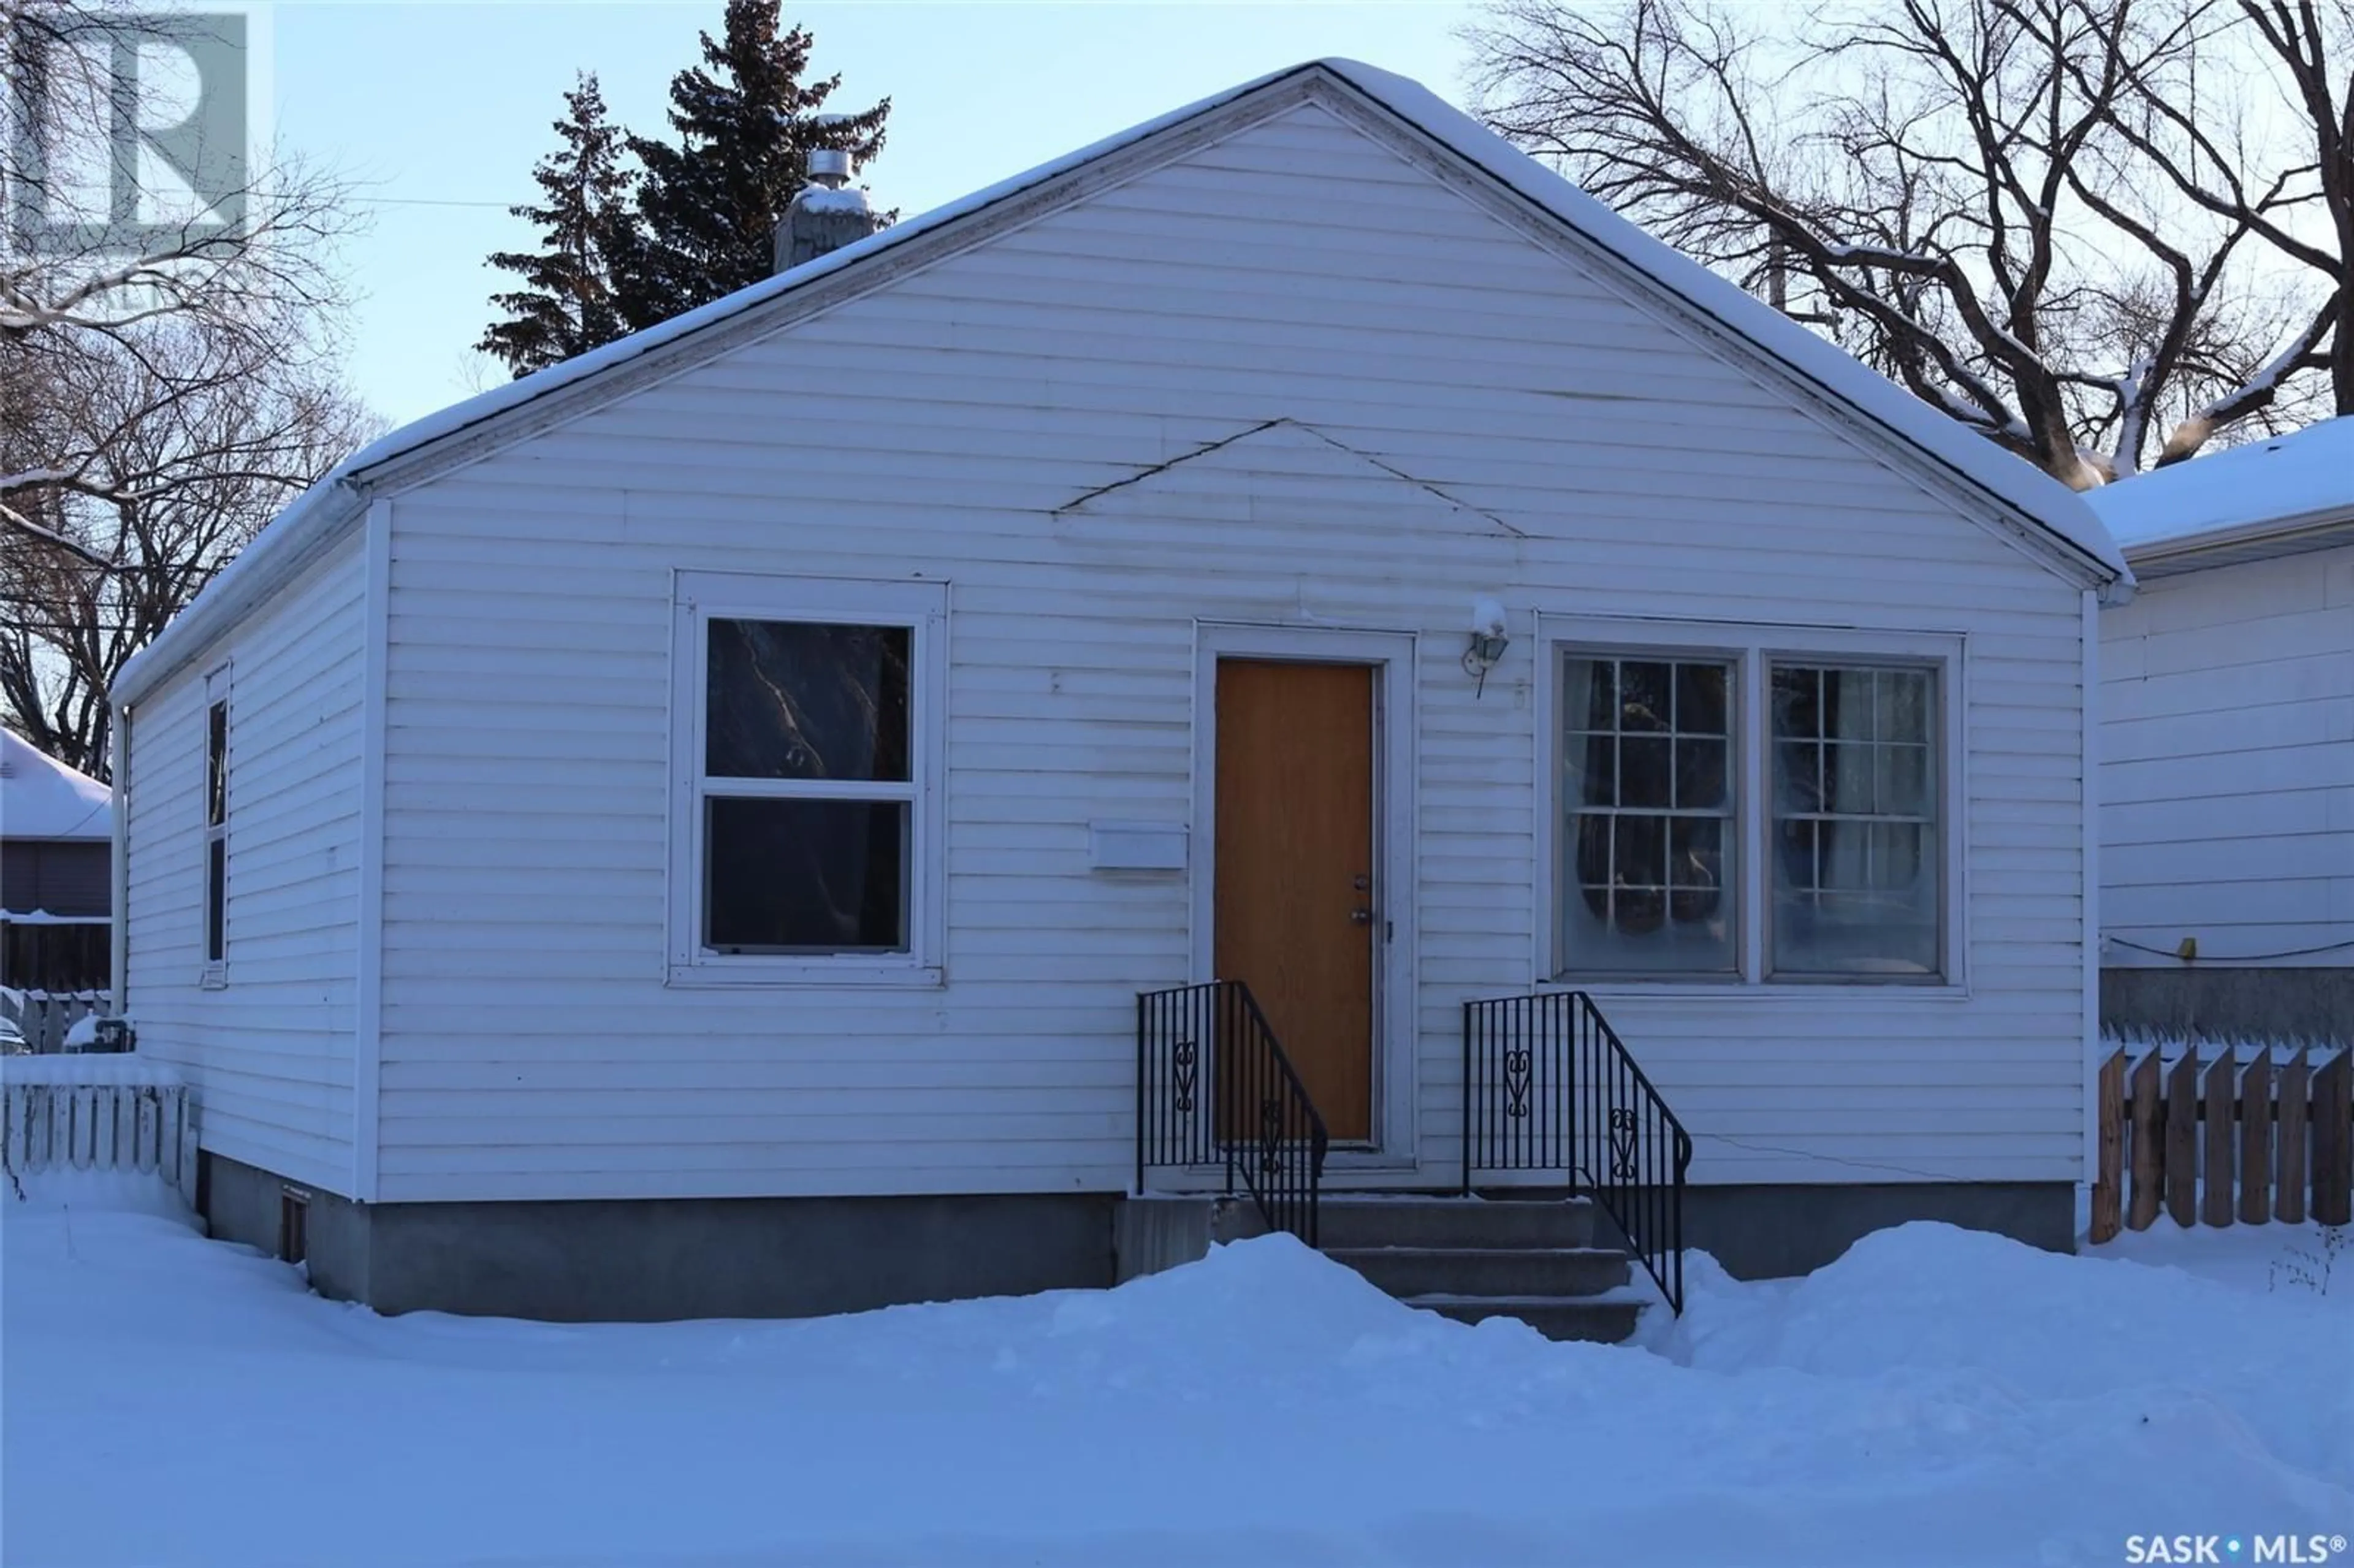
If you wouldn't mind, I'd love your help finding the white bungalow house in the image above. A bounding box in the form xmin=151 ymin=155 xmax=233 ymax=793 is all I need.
xmin=108 ymin=60 xmax=2128 ymax=1327
xmin=2087 ymin=417 xmax=2353 ymax=1045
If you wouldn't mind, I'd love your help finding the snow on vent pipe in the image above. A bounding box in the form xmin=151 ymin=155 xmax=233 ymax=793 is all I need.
xmin=775 ymin=149 xmax=880 ymax=273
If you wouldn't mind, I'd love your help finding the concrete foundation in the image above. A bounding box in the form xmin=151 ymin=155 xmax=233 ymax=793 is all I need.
xmin=1678 ymin=1181 xmax=2076 ymax=1280
xmin=200 ymin=1152 xmax=1118 ymax=1320
xmin=2101 ymin=965 xmax=2353 ymax=1048
xmin=1109 ymin=1193 xmax=1260 ymax=1282
xmin=201 ymin=1153 xmax=2077 ymax=1314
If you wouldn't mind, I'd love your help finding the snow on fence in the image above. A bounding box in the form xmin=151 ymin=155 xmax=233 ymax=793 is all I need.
xmin=0 ymin=988 xmax=111 ymax=1054
xmin=1 ymin=1055 xmax=192 ymax=1200
xmin=2090 ymin=1043 xmax=2353 ymax=1243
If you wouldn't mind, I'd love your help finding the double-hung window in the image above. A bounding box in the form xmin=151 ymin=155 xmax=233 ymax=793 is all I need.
xmin=1561 ymin=655 xmax=1737 ymax=975
xmin=1769 ymin=663 xmax=1940 ymax=976
xmin=1552 ymin=629 xmax=1957 ymax=985
xmin=668 ymin=573 xmax=947 ymax=984
xmin=202 ymin=664 xmax=230 ymax=985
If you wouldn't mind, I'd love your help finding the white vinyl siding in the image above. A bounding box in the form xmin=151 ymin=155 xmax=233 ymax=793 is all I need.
xmin=2100 ymin=544 xmax=2354 ymax=967
xmin=123 ymin=539 xmax=366 ymax=1192
xmin=363 ymin=99 xmax=2089 ymax=1201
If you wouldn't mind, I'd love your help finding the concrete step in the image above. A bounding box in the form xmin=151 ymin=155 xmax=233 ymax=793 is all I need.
xmin=1408 ymin=1293 xmax=1645 ymax=1344
xmin=1325 ymin=1244 xmax=1630 ymax=1300
xmin=1315 ymin=1197 xmax=1596 ymax=1251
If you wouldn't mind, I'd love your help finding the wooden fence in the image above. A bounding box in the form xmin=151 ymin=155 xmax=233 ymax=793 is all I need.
xmin=0 ymin=989 xmax=110 ymax=1054
xmin=1 ymin=1072 xmax=193 ymax=1197
xmin=2090 ymin=1045 xmax=2353 ymax=1243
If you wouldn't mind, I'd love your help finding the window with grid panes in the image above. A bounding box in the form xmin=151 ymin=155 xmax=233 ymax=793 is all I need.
xmin=1559 ymin=655 xmax=1737 ymax=974
xmin=1768 ymin=663 xmax=1940 ymax=976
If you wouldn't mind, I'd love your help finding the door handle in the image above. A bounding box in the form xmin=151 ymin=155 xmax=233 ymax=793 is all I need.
xmin=1349 ymin=908 xmax=1374 ymax=926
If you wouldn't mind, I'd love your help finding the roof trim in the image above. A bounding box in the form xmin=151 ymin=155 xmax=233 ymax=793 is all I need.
xmin=2120 ymin=508 xmax=2354 ymax=577
xmin=116 ymin=58 xmax=2125 ymax=705
xmin=2084 ymin=416 xmax=2354 ymax=561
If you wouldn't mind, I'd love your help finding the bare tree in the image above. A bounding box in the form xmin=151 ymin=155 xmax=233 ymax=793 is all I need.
xmin=0 ymin=324 xmax=378 ymax=774
xmin=1466 ymin=0 xmax=2336 ymax=485
xmin=2 ymin=0 xmax=369 ymax=772
xmin=2104 ymin=0 xmax=2353 ymax=422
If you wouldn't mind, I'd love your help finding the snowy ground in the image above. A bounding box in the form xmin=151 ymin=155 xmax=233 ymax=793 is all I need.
xmin=3 ymin=1179 xmax=2348 ymax=1568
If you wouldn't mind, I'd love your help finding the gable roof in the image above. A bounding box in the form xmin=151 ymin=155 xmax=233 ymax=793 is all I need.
xmin=1 ymin=729 xmax=112 ymax=842
xmin=2083 ymin=417 xmax=2354 ymax=569
xmin=115 ymin=59 xmax=2124 ymax=707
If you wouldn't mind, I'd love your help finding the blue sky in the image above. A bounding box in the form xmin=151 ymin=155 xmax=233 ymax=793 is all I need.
xmin=269 ymin=2 xmax=1477 ymax=426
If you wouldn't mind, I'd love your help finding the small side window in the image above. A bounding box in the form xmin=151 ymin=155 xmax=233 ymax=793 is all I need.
xmin=202 ymin=669 xmax=230 ymax=984
xmin=278 ymin=1188 xmax=309 ymax=1265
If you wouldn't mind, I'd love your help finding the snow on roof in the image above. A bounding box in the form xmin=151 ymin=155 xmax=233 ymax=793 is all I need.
xmin=117 ymin=60 xmax=2124 ymax=706
xmin=1 ymin=729 xmax=112 ymax=842
xmin=2084 ymin=417 xmax=2354 ymax=556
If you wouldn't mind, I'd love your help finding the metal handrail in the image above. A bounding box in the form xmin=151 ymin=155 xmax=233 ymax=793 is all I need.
xmin=1461 ymin=989 xmax=1693 ymax=1313
xmin=1136 ymin=980 xmax=1329 ymax=1246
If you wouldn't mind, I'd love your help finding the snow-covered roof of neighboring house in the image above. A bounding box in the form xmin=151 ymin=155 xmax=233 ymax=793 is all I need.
xmin=1 ymin=729 xmax=112 ymax=842
xmin=115 ymin=59 xmax=2125 ymax=707
xmin=2084 ymin=417 xmax=2354 ymax=571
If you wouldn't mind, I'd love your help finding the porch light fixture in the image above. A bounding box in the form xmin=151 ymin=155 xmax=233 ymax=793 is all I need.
xmin=1465 ymin=596 xmax=1510 ymax=695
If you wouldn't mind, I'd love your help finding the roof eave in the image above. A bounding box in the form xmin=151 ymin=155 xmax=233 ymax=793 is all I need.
xmin=110 ymin=474 xmax=371 ymax=709
xmin=2120 ymin=506 xmax=2354 ymax=577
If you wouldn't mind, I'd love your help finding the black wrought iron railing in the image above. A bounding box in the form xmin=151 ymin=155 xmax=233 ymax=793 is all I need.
xmin=1461 ymin=990 xmax=1693 ymax=1313
xmin=1136 ymin=980 xmax=1329 ymax=1246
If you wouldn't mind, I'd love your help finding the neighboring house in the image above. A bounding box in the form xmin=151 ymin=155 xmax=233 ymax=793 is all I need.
xmin=109 ymin=60 xmax=2127 ymax=1322
xmin=1 ymin=729 xmax=113 ymax=993
xmin=2087 ymin=417 xmax=2354 ymax=1045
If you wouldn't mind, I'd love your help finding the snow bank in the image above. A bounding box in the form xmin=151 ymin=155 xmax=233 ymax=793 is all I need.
xmin=4 ymin=1167 xmax=196 ymax=1220
xmin=1 ymin=1212 xmax=2346 ymax=1567
xmin=2092 ymin=1216 xmax=2352 ymax=1299
xmin=1664 ymin=1222 xmax=2351 ymax=1480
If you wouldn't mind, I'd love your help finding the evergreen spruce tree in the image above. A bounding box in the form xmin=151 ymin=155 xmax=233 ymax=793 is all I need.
xmin=612 ymin=1 xmax=888 ymax=330
xmin=478 ymin=73 xmax=636 ymax=378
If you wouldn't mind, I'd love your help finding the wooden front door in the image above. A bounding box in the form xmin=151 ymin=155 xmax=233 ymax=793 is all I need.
xmin=1213 ymin=659 xmax=1377 ymax=1144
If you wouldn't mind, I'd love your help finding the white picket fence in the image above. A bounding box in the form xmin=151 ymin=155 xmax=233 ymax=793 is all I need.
xmin=0 ymin=988 xmax=110 ymax=1054
xmin=1 ymin=1057 xmax=193 ymax=1198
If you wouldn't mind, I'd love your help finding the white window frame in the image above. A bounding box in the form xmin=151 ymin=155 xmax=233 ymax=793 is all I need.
xmin=1552 ymin=641 xmax=1748 ymax=982
xmin=1536 ymin=617 xmax=1967 ymax=993
xmin=200 ymin=663 xmax=231 ymax=989
xmin=665 ymin=571 xmax=948 ymax=988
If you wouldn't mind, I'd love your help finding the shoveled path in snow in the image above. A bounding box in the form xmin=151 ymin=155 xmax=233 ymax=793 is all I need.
xmin=2 ymin=1190 xmax=2347 ymax=1567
